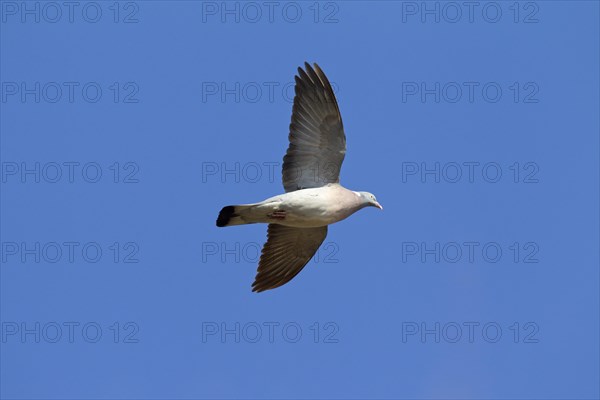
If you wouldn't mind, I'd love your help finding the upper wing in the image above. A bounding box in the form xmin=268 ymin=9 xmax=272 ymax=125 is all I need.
xmin=282 ymin=62 xmax=346 ymax=192
xmin=252 ymin=224 xmax=328 ymax=292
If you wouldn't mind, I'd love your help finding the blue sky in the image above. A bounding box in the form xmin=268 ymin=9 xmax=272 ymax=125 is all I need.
xmin=1 ymin=1 xmax=599 ymax=399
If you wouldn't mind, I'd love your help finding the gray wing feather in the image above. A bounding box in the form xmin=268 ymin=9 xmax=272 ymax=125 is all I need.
xmin=282 ymin=62 xmax=346 ymax=192
xmin=252 ymin=224 xmax=328 ymax=292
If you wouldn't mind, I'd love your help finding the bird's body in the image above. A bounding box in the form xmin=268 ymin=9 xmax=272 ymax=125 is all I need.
xmin=218 ymin=183 xmax=365 ymax=228
xmin=216 ymin=62 xmax=382 ymax=292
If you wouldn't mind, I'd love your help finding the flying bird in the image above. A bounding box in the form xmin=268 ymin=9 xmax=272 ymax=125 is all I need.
xmin=216 ymin=62 xmax=382 ymax=292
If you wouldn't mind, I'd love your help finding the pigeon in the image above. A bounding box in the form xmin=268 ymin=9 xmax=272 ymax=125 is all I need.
xmin=216 ymin=62 xmax=382 ymax=292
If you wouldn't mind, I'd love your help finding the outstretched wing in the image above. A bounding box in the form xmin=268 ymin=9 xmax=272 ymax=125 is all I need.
xmin=282 ymin=62 xmax=346 ymax=192
xmin=252 ymin=224 xmax=328 ymax=292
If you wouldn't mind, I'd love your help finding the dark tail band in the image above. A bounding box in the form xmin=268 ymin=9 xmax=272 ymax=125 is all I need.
xmin=216 ymin=206 xmax=236 ymax=227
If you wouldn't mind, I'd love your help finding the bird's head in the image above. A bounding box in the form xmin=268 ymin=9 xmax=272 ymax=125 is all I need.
xmin=357 ymin=191 xmax=383 ymax=210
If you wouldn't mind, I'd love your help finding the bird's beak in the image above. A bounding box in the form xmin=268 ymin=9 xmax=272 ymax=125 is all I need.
xmin=375 ymin=201 xmax=383 ymax=210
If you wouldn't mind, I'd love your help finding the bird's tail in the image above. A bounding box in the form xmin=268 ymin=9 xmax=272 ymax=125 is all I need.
xmin=216 ymin=204 xmax=259 ymax=227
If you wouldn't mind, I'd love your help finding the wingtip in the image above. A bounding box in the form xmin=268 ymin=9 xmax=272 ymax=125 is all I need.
xmin=312 ymin=62 xmax=324 ymax=76
xmin=304 ymin=62 xmax=315 ymax=75
xmin=301 ymin=61 xmax=320 ymax=74
xmin=251 ymin=283 xmax=266 ymax=293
